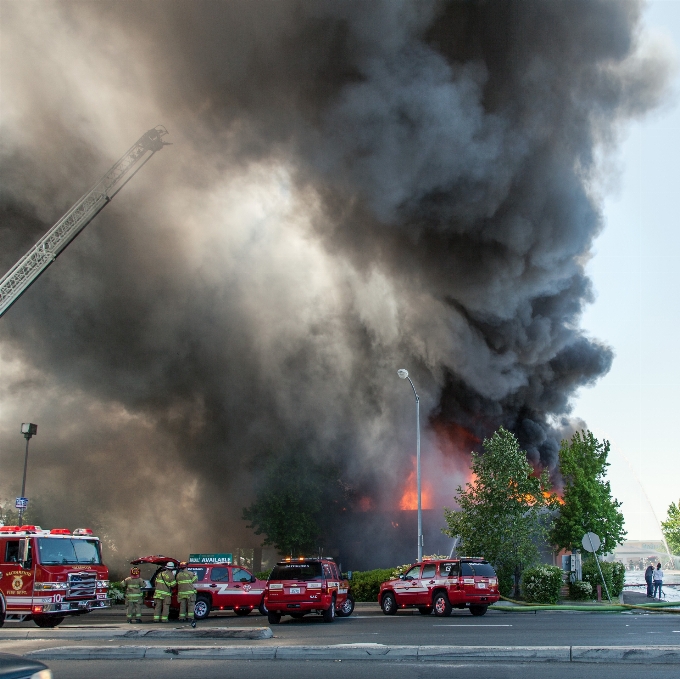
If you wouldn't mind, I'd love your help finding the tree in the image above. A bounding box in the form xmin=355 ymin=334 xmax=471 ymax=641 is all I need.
xmin=242 ymin=454 xmax=347 ymax=556
xmin=661 ymin=500 xmax=680 ymax=556
xmin=444 ymin=427 xmax=557 ymax=596
xmin=550 ymin=431 xmax=626 ymax=555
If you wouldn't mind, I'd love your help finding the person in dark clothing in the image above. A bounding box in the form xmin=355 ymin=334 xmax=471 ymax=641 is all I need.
xmin=645 ymin=564 xmax=654 ymax=597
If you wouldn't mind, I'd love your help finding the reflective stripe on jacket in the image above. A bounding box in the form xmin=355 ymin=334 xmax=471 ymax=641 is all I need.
xmin=123 ymin=576 xmax=145 ymax=599
xmin=154 ymin=569 xmax=176 ymax=597
xmin=176 ymin=569 xmax=198 ymax=596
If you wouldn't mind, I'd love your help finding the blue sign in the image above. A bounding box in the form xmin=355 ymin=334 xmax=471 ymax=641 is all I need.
xmin=15 ymin=497 xmax=28 ymax=509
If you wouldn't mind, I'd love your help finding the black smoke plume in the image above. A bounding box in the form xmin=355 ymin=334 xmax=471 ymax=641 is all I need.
xmin=0 ymin=1 xmax=669 ymax=567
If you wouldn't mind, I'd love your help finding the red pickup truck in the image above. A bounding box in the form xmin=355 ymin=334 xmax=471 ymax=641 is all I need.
xmin=378 ymin=558 xmax=499 ymax=616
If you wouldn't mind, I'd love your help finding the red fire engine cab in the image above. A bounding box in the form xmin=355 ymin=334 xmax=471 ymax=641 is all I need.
xmin=0 ymin=525 xmax=110 ymax=627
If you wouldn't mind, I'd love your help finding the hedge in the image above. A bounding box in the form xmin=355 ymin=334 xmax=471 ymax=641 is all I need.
xmin=519 ymin=565 xmax=563 ymax=604
xmin=350 ymin=568 xmax=396 ymax=602
xmin=582 ymin=559 xmax=625 ymax=598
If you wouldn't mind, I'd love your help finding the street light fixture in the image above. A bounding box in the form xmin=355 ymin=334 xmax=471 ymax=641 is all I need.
xmin=397 ymin=369 xmax=422 ymax=562
xmin=18 ymin=423 xmax=37 ymax=527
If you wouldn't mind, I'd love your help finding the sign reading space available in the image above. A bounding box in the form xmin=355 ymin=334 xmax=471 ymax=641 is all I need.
xmin=189 ymin=553 xmax=232 ymax=564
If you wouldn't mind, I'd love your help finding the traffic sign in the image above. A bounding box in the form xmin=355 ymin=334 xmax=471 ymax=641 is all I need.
xmin=582 ymin=532 xmax=601 ymax=553
xmin=15 ymin=497 xmax=28 ymax=509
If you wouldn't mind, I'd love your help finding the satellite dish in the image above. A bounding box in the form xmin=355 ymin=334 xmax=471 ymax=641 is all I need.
xmin=582 ymin=532 xmax=601 ymax=553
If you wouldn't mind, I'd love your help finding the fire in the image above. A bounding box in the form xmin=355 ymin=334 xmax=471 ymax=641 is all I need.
xmin=399 ymin=458 xmax=433 ymax=510
xmin=358 ymin=496 xmax=373 ymax=512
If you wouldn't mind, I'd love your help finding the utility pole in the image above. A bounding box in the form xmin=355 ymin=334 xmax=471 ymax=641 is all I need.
xmin=18 ymin=423 xmax=37 ymax=526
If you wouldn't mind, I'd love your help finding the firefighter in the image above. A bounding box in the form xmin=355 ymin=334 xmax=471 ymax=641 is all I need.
xmin=176 ymin=561 xmax=198 ymax=622
xmin=153 ymin=561 xmax=176 ymax=622
xmin=122 ymin=566 xmax=145 ymax=623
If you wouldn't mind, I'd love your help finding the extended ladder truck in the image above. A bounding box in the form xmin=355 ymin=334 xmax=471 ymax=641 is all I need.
xmin=0 ymin=126 xmax=170 ymax=318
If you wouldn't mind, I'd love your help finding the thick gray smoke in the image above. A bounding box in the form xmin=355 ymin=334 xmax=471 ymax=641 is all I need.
xmin=0 ymin=1 xmax=669 ymax=566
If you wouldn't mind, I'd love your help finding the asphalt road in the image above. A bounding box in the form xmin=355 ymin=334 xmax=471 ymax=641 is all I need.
xmin=39 ymin=659 xmax=680 ymax=679
xmin=8 ymin=603 xmax=678 ymax=647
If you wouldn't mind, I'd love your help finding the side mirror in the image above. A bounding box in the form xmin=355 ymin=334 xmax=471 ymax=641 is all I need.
xmin=19 ymin=538 xmax=30 ymax=567
xmin=399 ymin=574 xmax=405 ymax=580
xmin=251 ymin=575 xmax=257 ymax=583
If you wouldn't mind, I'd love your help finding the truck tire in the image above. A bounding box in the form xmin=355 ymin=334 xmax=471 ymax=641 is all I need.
xmin=0 ymin=602 xmax=5 ymax=628
xmin=322 ymin=596 xmax=336 ymax=623
xmin=336 ymin=593 xmax=355 ymax=617
xmin=469 ymin=605 xmax=488 ymax=616
xmin=381 ymin=592 xmax=397 ymax=615
xmin=433 ymin=592 xmax=452 ymax=617
xmin=33 ymin=615 xmax=65 ymax=628
xmin=258 ymin=598 xmax=268 ymax=616
xmin=193 ymin=595 xmax=211 ymax=620
xmin=268 ymin=611 xmax=281 ymax=624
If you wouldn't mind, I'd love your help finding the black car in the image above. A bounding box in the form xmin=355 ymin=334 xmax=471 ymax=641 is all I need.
xmin=0 ymin=653 xmax=51 ymax=679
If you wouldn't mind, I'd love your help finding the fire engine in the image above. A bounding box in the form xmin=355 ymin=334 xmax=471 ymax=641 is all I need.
xmin=264 ymin=557 xmax=354 ymax=624
xmin=132 ymin=555 xmax=268 ymax=619
xmin=378 ymin=557 xmax=499 ymax=616
xmin=0 ymin=525 xmax=110 ymax=627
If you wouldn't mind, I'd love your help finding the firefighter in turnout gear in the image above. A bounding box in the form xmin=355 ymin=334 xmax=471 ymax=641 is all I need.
xmin=122 ymin=567 xmax=145 ymax=623
xmin=176 ymin=561 xmax=198 ymax=621
xmin=153 ymin=562 xmax=177 ymax=622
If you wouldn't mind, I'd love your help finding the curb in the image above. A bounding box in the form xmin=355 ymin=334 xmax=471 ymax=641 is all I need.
xmin=26 ymin=644 xmax=680 ymax=663
xmin=0 ymin=626 xmax=272 ymax=641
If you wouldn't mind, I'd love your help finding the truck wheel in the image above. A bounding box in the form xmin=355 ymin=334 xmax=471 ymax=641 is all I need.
xmin=235 ymin=607 xmax=251 ymax=616
xmin=33 ymin=615 xmax=65 ymax=628
xmin=268 ymin=611 xmax=281 ymax=624
xmin=433 ymin=592 xmax=452 ymax=617
xmin=322 ymin=596 xmax=336 ymax=623
xmin=381 ymin=592 xmax=397 ymax=615
xmin=258 ymin=598 xmax=268 ymax=616
xmin=418 ymin=606 xmax=433 ymax=615
xmin=193 ymin=595 xmax=211 ymax=620
xmin=0 ymin=604 xmax=5 ymax=628
xmin=469 ymin=605 xmax=488 ymax=616
xmin=336 ymin=593 xmax=355 ymax=617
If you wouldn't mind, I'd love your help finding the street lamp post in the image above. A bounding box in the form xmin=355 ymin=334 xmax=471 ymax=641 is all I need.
xmin=397 ymin=369 xmax=422 ymax=562
xmin=18 ymin=423 xmax=37 ymax=527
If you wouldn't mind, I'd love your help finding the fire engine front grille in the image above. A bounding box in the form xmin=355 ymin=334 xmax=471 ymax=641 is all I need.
xmin=68 ymin=571 xmax=97 ymax=598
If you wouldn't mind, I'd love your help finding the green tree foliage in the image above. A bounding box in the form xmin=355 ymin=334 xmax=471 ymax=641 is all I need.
xmin=443 ymin=427 xmax=557 ymax=596
xmin=242 ymin=454 xmax=347 ymax=556
xmin=550 ymin=431 xmax=626 ymax=554
xmin=661 ymin=500 xmax=680 ymax=555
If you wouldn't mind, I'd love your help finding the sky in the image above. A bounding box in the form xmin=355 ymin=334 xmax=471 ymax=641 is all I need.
xmin=573 ymin=0 xmax=680 ymax=541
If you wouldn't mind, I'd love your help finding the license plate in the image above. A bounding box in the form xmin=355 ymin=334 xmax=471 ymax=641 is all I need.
xmin=476 ymin=582 xmax=486 ymax=589
xmin=289 ymin=587 xmax=301 ymax=594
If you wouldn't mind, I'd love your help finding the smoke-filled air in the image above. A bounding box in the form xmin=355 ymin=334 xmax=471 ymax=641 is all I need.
xmin=0 ymin=1 xmax=671 ymax=567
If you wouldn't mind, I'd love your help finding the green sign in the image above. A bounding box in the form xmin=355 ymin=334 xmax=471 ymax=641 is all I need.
xmin=189 ymin=553 xmax=232 ymax=564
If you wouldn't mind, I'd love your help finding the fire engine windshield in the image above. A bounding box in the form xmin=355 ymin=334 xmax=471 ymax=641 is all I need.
xmin=37 ymin=538 xmax=102 ymax=565
xmin=270 ymin=563 xmax=323 ymax=581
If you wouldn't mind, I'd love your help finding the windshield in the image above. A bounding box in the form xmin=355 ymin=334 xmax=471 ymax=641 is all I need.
xmin=269 ymin=563 xmax=323 ymax=582
xmin=37 ymin=538 xmax=101 ymax=565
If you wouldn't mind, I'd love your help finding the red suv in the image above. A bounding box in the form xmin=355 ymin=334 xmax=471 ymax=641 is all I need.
xmin=379 ymin=558 xmax=499 ymax=617
xmin=264 ymin=558 xmax=354 ymax=624
xmin=132 ymin=556 xmax=267 ymax=619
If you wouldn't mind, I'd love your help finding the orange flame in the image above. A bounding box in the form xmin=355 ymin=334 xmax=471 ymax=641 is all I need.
xmin=399 ymin=458 xmax=433 ymax=510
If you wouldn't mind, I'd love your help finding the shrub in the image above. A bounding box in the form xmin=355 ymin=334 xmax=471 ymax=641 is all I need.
xmin=350 ymin=568 xmax=395 ymax=602
xmin=255 ymin=570 xmax=272 ymax=581
xmin=519 ymin=565 xmax=563 ymax=604
xmin=568 ymin=580 xmax=593 ymax=601
xmin=582 ymin=558 xmax=625 ymax=598
xmin=108 ymin=581 xmax=125 ymax=604
xmin=494 ymin=565 xmax=514 ymax=598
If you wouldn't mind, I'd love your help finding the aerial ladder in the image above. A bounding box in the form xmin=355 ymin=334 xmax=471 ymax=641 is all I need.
xmin=0 ymin=126 xmax=170 ymax=318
